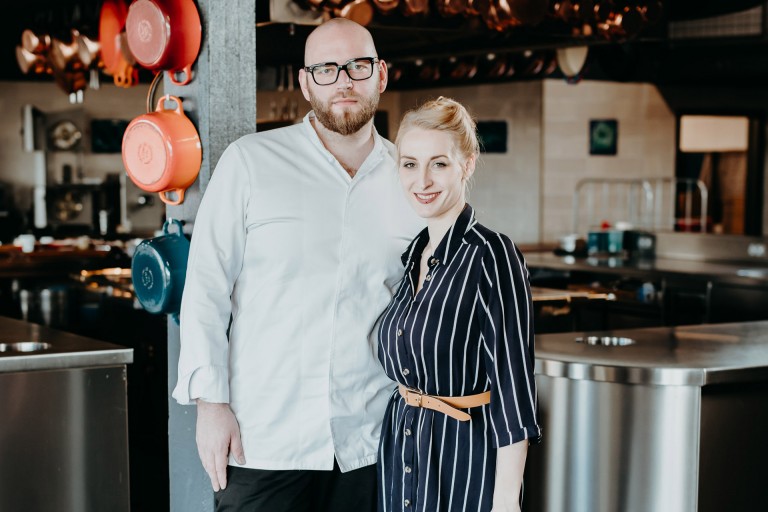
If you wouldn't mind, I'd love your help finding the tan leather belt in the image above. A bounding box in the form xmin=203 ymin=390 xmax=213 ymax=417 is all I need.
xmin=398 ymin=385 xmax=490 ymax=422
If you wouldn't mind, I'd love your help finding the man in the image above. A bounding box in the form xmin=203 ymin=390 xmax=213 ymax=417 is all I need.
xmin=172 ymin=18 xmax=423 ymax=512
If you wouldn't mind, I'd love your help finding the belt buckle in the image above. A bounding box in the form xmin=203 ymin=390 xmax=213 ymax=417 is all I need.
xmin=406 ymin=388 xmax=423 ymax=407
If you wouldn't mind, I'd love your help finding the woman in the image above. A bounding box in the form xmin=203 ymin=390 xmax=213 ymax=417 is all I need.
xmin=377 ymin=97 xmax=541 ymax=512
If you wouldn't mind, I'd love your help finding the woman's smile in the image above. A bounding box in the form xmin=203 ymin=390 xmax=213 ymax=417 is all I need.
xmin=415 ymin=192 xmax=441 ymax=204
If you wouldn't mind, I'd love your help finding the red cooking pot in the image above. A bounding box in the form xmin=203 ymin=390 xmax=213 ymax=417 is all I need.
xmin=122 ymin=95 xmax=201 ymax=205
xmin=125 ymin=0 xmax=202 ymax=85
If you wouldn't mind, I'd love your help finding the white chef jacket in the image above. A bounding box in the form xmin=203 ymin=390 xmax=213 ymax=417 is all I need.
xmin=172 ymin=112 xmax=424 ymax=472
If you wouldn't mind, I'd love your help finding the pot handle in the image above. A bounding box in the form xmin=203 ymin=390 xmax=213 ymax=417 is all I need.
xmin=156 ymin=94 xmax=183 ymax=114
xmin=163 ymin=218 xmax=184 ymax=236
xmin=168 ymin=66 xmax=193 ymax=86
xmin=159 ymin=188 xmax=186 ymax=205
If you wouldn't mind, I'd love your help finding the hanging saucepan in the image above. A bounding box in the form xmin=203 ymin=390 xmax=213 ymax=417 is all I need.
xmin=131 ymin=218 xmax=190 ymax=320
xmin=372 ymin=0 xmax=400 ymax=15
xmin=125 ymin=0 xmax=202 ymax=86
xmin=435 ymin=0 xmax=467 ymax=17
xmin=332 ymin=0 xmax=375 ymax=26
xmin=401 ymin=0 xmax=429 ymax=16
xmin=508 ymin=0 xmax=548 ymax=25
xmin=122 ymin=95 xmax=201 ymax=205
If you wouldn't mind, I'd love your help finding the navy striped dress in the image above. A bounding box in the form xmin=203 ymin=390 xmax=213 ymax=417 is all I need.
xmin=377 ymin=205 xmax=541 ymax=512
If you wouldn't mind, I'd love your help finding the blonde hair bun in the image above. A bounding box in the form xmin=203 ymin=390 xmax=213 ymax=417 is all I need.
xmin=396 ymin=96 xmax=480 ymax=161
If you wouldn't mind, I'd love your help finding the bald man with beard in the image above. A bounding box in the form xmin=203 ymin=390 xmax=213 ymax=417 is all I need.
xmin=172 ymin=18 xmax=424 ymax=512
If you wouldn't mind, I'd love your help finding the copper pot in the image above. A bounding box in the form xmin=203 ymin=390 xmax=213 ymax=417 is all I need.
xmin=401 ymin=0 xmax=429 ymax=16
xmin=596 ymin=2 xmax=644 ymax=40
xmin=372 ymin=0 xmax=399 ymax=14
xmin=332 ymin=0 xmax=375 ymax=25
xmin=16 ymin=46 xmax=49 ymax=75
xmin=435 ymin=0 xmax=468 ymax=17
xmin=21 ymin=29 xmax=51 ymax=54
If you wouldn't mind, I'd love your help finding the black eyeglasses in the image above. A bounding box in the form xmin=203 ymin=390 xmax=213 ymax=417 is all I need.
xmin=304 ymin=57 xmax=379 ymax=86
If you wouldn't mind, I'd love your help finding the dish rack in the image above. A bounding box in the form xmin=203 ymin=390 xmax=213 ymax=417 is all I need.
xmin=572 ymin=177 xmax=708 ymax=234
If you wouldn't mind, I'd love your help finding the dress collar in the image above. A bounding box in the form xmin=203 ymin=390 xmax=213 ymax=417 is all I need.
xmin=400 ymin=204 xmax=477 ymax=267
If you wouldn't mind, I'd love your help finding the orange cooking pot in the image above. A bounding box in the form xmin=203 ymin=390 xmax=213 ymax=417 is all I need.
xmin=122 ymin=95 xmax=201 ymax=205
xmin=125 ymin=0 xmax=202 ymax=86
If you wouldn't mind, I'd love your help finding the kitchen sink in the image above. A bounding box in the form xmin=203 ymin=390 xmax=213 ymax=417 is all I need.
xmin=0 ymin=341 xmax=51 ymax=353
xmin=736 ymin=268 xmax=768 ymax=279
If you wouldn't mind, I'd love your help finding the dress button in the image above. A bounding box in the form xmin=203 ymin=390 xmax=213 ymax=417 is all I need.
xmin=425 ymin=275 xmax=432 ymax=281
xmin=404 ymin=428 xmax=412 ymax=436
xmin=430 ymin=258 xmax=439 ymax=265
xmin=397 ymin=329 xmax=403 ymax=336
xmin=404 ymin=499 xmax=411 ymax=507
xmin=404 ymin=465 xmax=412 ymax=473
xmin=402 ymin=368 xmax=410 ymax=376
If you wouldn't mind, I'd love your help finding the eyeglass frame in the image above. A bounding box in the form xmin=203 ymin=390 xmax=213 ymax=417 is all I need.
xmin=303 ymin=57 xmax=380 ymax=86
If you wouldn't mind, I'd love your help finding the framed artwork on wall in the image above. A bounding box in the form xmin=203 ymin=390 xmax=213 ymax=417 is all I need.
xmin=477 ymin=120 xmax=508 ymax=153
xmin=589 ymin=119 xmax=618 ymax=156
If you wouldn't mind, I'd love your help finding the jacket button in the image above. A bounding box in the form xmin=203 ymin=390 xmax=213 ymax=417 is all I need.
xmin=397 ymin=329 xmax=403 ymax=336
xmin=425 ymin=275 xmax=432 ymax=281
xmin=402 ymin=368 xmax=410 ymax=376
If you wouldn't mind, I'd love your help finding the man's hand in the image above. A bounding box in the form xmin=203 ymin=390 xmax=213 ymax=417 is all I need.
xmin=195 ymin=400 xmax=246 ymax=491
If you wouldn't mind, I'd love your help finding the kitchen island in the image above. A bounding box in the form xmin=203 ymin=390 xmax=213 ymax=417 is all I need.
xmin=526 ymin=321 xmax=768 ymax=512
xmin=0 ymin=316 xmax=133 ymax=512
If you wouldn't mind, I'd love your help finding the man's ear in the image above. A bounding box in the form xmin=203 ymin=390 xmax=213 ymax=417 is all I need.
xmin=378 ymin=59 xmax=389 ymax=93
xmin=298 ymin=68 xmax=311 ymax=102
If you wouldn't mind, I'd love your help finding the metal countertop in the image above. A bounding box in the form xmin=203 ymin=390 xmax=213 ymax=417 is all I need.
xmin=524 ymin=252 xmax=768 ymax=287
xmin=0 ymin=316 xmax=133 ymax=373
xmin=535 ymin=321 xmax=768 ymax=386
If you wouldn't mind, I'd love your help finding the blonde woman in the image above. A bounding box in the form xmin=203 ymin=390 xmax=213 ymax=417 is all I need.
xmin=377 ymin=97 xmax=541 ymax=512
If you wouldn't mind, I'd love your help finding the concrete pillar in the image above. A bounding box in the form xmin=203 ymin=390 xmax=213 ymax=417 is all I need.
xmin=164 ymin=1 xmax=257 ymax=510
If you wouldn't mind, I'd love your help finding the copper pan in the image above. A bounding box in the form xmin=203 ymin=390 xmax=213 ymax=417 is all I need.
xmin=509 ymin=0 xmax=548 ymax=25
xmin=498 ymin=1 xmax=524 ymax=29
xmin=16 ymin=46 xmax=49 ymax=75
xmin=638 ymin=0 xmax=663 ymax=23
xmin=464 ymin=0 xmax=481 ymax=16
xmin=596 ymin=3 xmax=644 ymax=40
xmin=21 ymin=29 xmax=51 ymax=54
xmin=372 ymin=0 xmax=399 ymax=14
xmin=401 ymin=0 xmax=429 ymax=16
xmin=446 ymin=56 xmax=478 ymax=80
xmin=76 ymin=32 xmax=101 ymax=67
xmin=50 ymin=33 xmax=87 ymax=72
xmin=436 ymin=0 xmax=468 ymax=17
xmin=415 ymin=59 xmax=440 ymax=81
xmin=484 ymin=53 xmax=508 ymax=78
xmin=331 ymin=0 xmax=375 ymax=25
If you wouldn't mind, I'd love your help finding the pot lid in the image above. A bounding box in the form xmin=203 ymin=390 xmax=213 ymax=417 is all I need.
xmin=131 ymin=242 xmax=171 ymax=314
xmin=125 ymin=0 xmax=170 ymax=67
xmin=122 ymin=121 xmax=168 ymax=188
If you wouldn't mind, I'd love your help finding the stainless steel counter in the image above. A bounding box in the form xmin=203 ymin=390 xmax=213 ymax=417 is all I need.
xmin=527 ymin=320 xmax=768 ymax=512
xmin=535 ymin=321 xmax=768 ymax=386
xmin=0 ymin=316 xmax=133 ymax=512
xmin=0 ymin=315 xmax=132 ymax=372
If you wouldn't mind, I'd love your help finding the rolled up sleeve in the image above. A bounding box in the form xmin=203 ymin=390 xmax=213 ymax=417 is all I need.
xmin=172 ymin=143 xmax=250 ymax=405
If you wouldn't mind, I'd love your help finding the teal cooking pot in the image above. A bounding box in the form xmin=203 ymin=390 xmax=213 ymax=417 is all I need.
xmin=131 ymin=218 xmax=189 ymax=318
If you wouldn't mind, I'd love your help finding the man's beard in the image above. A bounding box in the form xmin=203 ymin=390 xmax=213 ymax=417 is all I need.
xmin=309 ymin=88 xmax=379 ymax=136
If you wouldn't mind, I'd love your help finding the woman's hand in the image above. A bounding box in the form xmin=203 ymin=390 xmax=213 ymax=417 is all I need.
xmin=491 ymin=440 xmax=528 ymax=512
